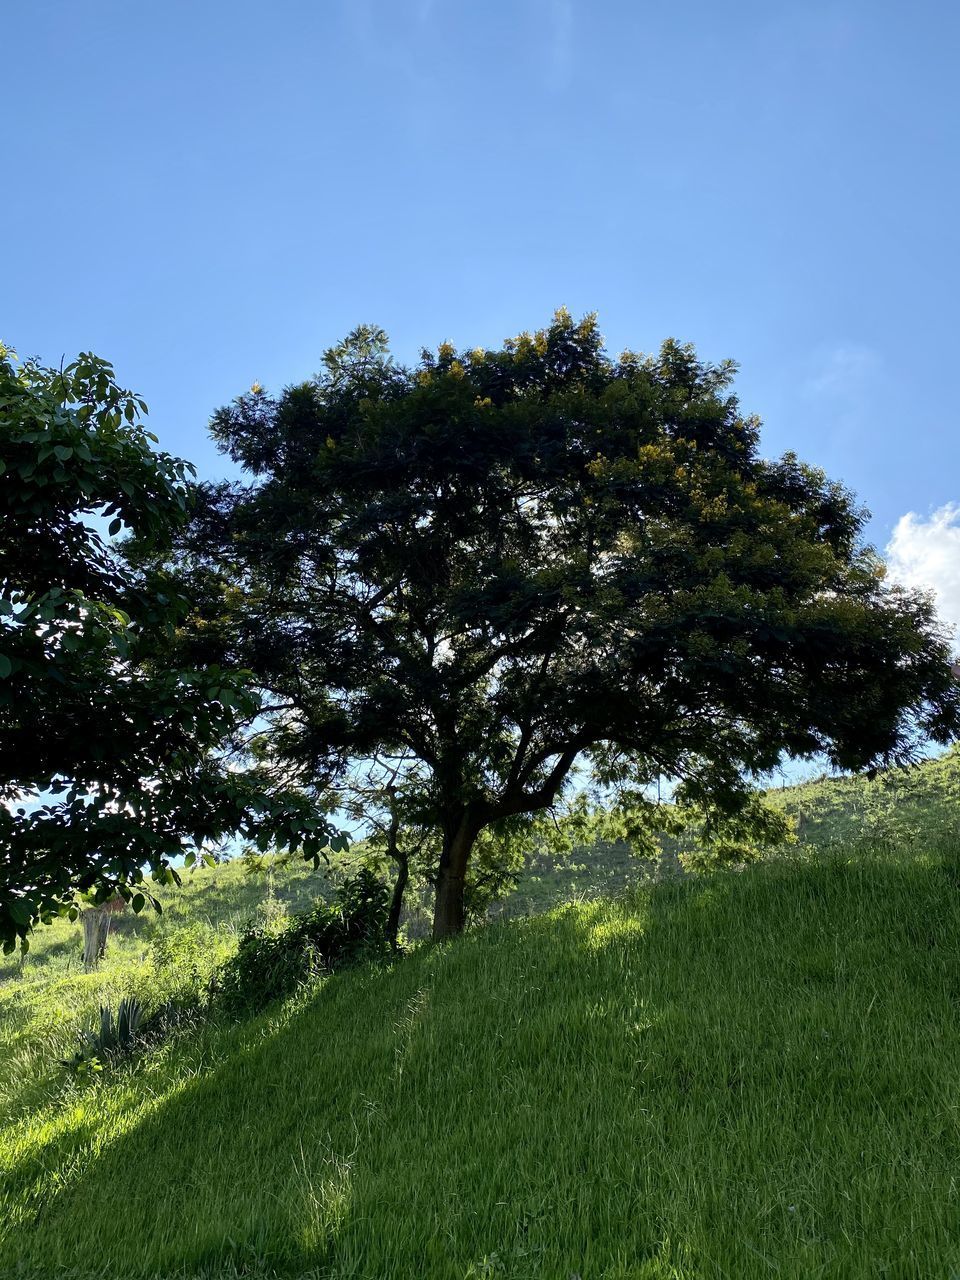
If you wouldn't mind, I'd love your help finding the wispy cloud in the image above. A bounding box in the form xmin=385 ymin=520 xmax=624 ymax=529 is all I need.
xmin=886 ymin=503 xmax=960 ymax=642
xmin=805 ymin=343 xmax=879 ymax=400
xmin=801 ymin=342 xmax=881 ymax=457
xmin=542 ymin=0 xmax=574 ymax=89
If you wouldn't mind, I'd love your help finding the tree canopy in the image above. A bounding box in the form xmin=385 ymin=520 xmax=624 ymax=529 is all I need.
xmin=174 ymin=311 xmax=959 ymax=936
xmin=0 ymin=346 xmax=341 ymax=950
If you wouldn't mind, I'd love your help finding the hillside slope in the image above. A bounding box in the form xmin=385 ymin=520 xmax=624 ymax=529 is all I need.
xmin=772 ymin=744 xmax=960 ymax=846
xmin=0 ymin=852 xmax=329 ymax=986
xmin=4 ymin=846 xmax=960 ymax=1279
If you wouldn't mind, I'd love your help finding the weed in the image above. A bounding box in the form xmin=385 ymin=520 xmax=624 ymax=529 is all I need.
xmin=60 ymin=996 xmax=145 ymax=1074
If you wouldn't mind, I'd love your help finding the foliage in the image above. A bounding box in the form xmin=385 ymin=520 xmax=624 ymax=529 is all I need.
xmin=0 ymin=343 xmax=344 ymax=951
xmin=6 ymin=844 xmax=960 ymax=1276
xmin=216 ymin=869 xmax=391 ymax=1017
xmin=678 ymin=792 xmax=797 ymax=870
xmin=60 ymin=996 xmax=145 ymax=1075
xmin=144 ymin=919 xmax=234 ymax=1036
xmin=173 ymin=310 xmax=959 ymax=937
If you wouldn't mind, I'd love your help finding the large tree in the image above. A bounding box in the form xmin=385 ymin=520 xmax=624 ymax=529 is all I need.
xmin=181 ymin=311 xmax=959 ymax=937
xmin=0 ymin=345 xmax=341 ymax=951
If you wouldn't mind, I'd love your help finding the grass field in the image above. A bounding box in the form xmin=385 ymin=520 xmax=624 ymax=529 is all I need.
xmin=4 ymin=833 xmax=960 ymax=1278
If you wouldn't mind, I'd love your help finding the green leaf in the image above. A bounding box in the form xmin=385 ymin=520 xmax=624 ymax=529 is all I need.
xmin=131 ymin=893 xmax=145 ymax=913
xmin=54 ymin=445 xmax=73 ymax=461
xmin=8 ymin=901 xmax=32 ymax=926
xmin=0 ymin=655 xmax=11 ymax=678
xmin=108 ymin=517 xmax=122 ymax=536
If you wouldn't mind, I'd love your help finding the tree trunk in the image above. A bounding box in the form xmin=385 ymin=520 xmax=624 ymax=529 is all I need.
xmin=82 ymin=906 xmax=112 ymax=972
xmin=386 ymin=850 xmax=409 ymax=950
xmin=432 ymin=817 xmax=480 ymax=940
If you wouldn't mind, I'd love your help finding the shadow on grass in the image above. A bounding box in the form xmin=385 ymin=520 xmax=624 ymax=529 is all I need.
xmin=7 ymin=851 xmax=960 ymax=1279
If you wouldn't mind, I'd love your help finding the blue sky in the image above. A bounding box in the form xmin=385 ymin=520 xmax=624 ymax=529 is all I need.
xmin=4 ymin=0 xmax=959 ymax=627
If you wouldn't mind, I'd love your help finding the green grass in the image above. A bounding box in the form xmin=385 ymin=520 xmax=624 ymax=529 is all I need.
xmin=0 ymin=838 xmax=659 ymax=1126
xmin=5 ymin=841 xmax=960 ymax=1278
xmin=0 ymin=855 xmax=335 ymax=1126
xmin=772 ymin=743 xmax=960 ymax=847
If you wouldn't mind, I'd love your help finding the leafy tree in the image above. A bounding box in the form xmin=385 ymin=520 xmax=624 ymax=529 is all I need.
xmin=178 ymin=311 xmax=960 ymax=937
xmin=0 ymin=345 xmax=342 ymax=951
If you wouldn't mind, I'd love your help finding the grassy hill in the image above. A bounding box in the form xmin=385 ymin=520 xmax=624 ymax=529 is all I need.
xmin=771 ymin=744 xmax=960 ymax=847
xmin=0 ymin=852 xmax=331 ymax=986
xmin=3 ymin=756 xmax=960 ymax=1278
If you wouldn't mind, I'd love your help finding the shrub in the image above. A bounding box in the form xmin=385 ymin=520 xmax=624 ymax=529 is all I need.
xmin=151 ymin=920 xmax=231 ymax=1004
xmin=216 ymin=869 xmax=390 ymax=1017
xmin=679 ymin=838 xmax=768 ymax=872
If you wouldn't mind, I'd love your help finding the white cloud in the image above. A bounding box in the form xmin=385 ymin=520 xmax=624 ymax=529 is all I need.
xmin=886 ymin=503 xmax=960 ymax=642
xmin=805 ymin=344 xmax=879 ymax=401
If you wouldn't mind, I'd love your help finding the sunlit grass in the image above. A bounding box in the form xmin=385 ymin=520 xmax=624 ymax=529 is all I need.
xmin=773 ymin=742 xmax=960 ymax=847
xmin=3 ymin=843 xmax=960 ymax=1277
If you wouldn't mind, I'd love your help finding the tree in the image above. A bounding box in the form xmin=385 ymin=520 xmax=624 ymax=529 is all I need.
xmin=333 ymin=755 xmax=431 ymax=949
xmin=334 ymin=757 xmax=573 ymax=945
xmin=179 ymin=311 xmax=960 ymax=938
xmin=0 ymin=345 xmax=342 ymax=951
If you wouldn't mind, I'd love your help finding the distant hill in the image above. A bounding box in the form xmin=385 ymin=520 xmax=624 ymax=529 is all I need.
xmin=771 ymin=744 xmax=960 ymax=848
xmin=0 ymin=851 xmax=337 ymax=987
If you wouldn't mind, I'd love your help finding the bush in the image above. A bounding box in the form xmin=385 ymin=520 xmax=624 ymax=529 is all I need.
xmin=216 ymin=869 xmax=390 ymax=1017
xmin=151 ymin=920 xmax=232 ymax=1005
xmin=679 ymin=838 xmax=768 ymax=872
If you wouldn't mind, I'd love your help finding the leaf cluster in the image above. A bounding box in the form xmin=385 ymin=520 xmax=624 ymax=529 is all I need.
xmin=59 ymin=995 xmax=146 ymax=1075
xmin=0 ymin=346 xmax=343 ymax=950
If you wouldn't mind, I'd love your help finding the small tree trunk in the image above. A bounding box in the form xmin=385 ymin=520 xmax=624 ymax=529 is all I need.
xmin=82 ymin=906 xmax=112 ymax=972
xmin=432 ymin=818 xmax=480 ymax=940
xmin=386 ymin=850 xmax=409 ymax=950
